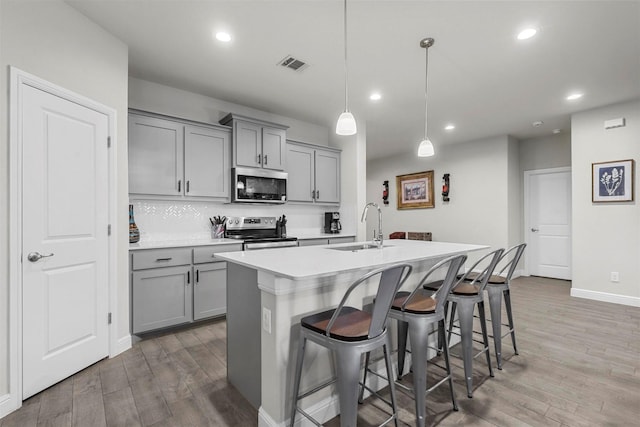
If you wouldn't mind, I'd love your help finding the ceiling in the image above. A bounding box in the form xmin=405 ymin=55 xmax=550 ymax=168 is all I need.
xmin=67 ymin=0 xmax=640 ymax=160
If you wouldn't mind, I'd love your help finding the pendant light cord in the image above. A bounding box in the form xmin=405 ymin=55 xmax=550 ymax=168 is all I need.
xmin=343 ymin=0 xmax=349 ymax=112
xmin=424 ymin=41 xmax=429 ymax=139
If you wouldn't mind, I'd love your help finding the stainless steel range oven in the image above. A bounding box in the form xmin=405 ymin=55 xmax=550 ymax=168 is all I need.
xmin=225 ymin=216 xmax=298 ymax=250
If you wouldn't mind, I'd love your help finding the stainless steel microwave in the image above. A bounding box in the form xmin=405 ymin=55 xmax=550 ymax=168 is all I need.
xmin=232 ymin=167 xmax=288 ymax=204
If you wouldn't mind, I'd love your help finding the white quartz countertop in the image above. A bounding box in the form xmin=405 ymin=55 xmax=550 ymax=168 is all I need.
xmin=129 ymin=238 xmax=242 ymax=250
xmin=216 ymin=239 xmax=488 ymax=280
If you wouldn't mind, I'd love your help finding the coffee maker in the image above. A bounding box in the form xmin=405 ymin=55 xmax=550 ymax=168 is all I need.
xmin=324 ymin=212 xmax=342 ymax=234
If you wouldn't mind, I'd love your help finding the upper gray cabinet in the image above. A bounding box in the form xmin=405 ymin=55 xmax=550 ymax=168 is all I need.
xmin=129 ymin=111 xmax=230 ymax=200
xmin=286 ymin=140 xmax=341 ymax=204
xmin=220 ymin=113 xmax=288 ymax=171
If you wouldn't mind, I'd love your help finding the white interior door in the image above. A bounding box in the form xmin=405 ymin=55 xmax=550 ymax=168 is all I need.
xmin=21 ymin=84 xmax=109 ymax=399
xmin=525 ymin=168 xmax=572 ymax=280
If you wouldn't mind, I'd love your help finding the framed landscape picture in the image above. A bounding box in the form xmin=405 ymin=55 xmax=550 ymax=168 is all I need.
xmin=592 ymin=159 xmax=635 ymax=202
xmin=396 ymin=170 xmax=434 ymax=209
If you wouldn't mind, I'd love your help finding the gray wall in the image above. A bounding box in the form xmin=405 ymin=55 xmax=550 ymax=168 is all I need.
xmin=0 ymin=0 xmax=129 ymax=402
xmin=571 ymin=100 xmax=639 ymax=300
xmin=366 ymin=135 xmax=515 ymax=260
xmin=520 ymin=133 xmax=571 ymax=171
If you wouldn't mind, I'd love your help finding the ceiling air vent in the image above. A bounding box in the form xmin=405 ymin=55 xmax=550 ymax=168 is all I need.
xmin=278 ymin=55 xmax=309 ymax=72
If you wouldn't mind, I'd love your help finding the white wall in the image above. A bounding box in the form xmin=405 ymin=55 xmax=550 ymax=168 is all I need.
xmin=0 ymin=0 xmax=129 ymax=413
xmin=366 ymin=136 xmax=514 ymax=259
xmin=129 ymin=77 xmax=329 ymax=146
xmin=520 ymin=133 xmax=571 ymax=172
xmin=571 ymin=100 xmax=640 ymax=303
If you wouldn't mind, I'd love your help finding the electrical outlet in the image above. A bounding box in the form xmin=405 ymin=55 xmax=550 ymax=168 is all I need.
xmin=262 ymin=307 xmax=272 ymax=334
xmin=610 ymin=272 xmax=620 ymax=282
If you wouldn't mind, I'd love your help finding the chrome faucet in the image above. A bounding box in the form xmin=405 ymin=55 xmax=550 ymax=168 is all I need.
xmin=361 ymin=202 xmax=383 ymax=248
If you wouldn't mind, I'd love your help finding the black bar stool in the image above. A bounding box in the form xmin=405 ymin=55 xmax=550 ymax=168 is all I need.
xmin=290 ymin=263 xmax=412 ymax=427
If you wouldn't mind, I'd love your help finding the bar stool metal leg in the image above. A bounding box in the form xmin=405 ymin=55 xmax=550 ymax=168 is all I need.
xmin=407 ymin=316 xmax=430 ymax=427
xmin=487 ymin=286 xmax=504 ymax=369
xmin=290 ymin=334 xmax=306 ymax=427
xmin=504 ymin=289 xmax=518 ymax=355
xmin=335 ymin=348 xmax=364 ymax=427
xmin=456 ymin=301 xmax=476 ymax=398
xmin=478 ymin=301 xmax=494 ymax=379
xmin=396 ymin=320 xmax=409 ymax=379
xmin=439 ymin=319 xmax=458 ymax=411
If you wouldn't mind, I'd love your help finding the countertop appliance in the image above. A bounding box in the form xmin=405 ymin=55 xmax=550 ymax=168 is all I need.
xmin=225 ymin=216 xmax=298 ymax=250
xmin=232 ymin=167 xmax=288 ymax=204
xmin=324 ymin=212 xmax=342 ymax=234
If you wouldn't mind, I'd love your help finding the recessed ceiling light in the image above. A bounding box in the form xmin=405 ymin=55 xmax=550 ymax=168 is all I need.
xmin=532 ymin=120 xmax=544 ymax=127
xmin=369 ymin=93 xmax=382 ymax=101
xmin=553 ymin=129 xmax=562 ymax=134
xmin=215 ymin=31 xmax=231 ymax=42
xmin=444 ymin=124 xmax=455 ymax=130
xmin=517 ymin=28 xmax=537 ymax=40
xmin=566 ymin=93 xmax=583 ymax=101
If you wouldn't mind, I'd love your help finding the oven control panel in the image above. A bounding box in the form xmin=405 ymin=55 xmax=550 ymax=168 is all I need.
xmin=225 ymin=216 xmax=277 ymax=230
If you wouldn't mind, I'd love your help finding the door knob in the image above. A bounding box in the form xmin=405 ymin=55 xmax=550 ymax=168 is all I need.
xmin=27 ymin=252 xmax=54 ymax=262
xmin=531 ymin=228 xmax=539 ymax=232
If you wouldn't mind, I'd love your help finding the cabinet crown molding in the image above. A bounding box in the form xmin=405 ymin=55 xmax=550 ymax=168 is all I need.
xmin=220 ymin=112 xmax=289 ymax=130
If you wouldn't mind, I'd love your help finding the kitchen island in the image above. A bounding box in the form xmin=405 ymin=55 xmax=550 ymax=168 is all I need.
xmin=216 ymin=239 xmax=487 ymax=427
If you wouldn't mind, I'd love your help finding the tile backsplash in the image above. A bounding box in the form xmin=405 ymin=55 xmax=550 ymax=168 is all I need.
xmin=130 ymin=200 xmax=354 ymax=242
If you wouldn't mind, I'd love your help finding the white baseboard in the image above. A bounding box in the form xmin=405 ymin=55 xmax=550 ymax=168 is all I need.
xmin=571 ymin=288 xmax=640 ymax=307
xmin=259 ymin=394 xmax=340 ymax=427
xmin=0 ymin=392 xmax=20 ymax=420
xmin=111 ymin=334 xmax=132 ymax=358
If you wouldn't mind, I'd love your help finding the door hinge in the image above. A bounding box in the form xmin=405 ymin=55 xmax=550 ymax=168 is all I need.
xmin=108 ymin=224 xmax=112 ymax=235
xmin=108 ymin=312 xmax=112 ymax=324
xmin=107 ymin=136 xmax=111 ymax=148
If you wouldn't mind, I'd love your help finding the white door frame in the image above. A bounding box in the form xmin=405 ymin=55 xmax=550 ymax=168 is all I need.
xmin=5 ymin=67 xmax=119 ymax=416
xmin=523 ymin=166 xmax=572 ymax=276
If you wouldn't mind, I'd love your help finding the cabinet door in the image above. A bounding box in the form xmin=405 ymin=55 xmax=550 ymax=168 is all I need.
xmin=184 ymin=125 xmax=230 ymax=198
xmin=262 ymin=127 xmax=286 ymax=170
xmin=132 ymin=265 xmax=192 ymax=333
xmin=286 ymin=143 xmax=315 ymax=202
xmin=234 ymin=120 xmax=262 ymax=168
xmin=129 ymin=114 xmax=184 ymax=196
xmin=314 ymin=149 xmax=341 ymax=204
xmin=194 ymin=262 xmax=227 ymax=320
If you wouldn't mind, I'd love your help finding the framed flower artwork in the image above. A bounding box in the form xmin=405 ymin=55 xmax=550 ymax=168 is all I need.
xmin=592 ymin=159 xmax=635 ymax=202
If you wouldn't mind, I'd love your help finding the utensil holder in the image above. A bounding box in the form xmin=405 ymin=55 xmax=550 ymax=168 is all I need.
xmin=212 ymin=224 xmax=225 ymax=239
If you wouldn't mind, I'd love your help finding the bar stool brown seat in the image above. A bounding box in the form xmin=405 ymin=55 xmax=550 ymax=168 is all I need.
xmin=421 ymin=249 xmax=503 ymax=398
xmin=289 ymin=263 xmax=413 ymax=427
xmin=376 ymin=254 xmax=467 ymax=427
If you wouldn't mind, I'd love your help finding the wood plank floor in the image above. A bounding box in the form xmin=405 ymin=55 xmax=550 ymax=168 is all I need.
xmin=2 ymin=276 xmax=639 ymax=426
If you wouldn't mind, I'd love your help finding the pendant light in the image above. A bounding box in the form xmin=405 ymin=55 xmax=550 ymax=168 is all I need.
xmin=417 ymin=37 xmax=435 ymax=157
xmin=336 ymin=0 xmax=357 ymax=135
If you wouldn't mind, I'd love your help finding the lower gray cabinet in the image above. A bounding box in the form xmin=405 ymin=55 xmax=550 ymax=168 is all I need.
xmin=194 ymin=261 xmax=227 ymax=320
xmin=131 ymin=243 xmax=241 ymax=334
xmin=132 ymin=265 xmax=192 ymax=334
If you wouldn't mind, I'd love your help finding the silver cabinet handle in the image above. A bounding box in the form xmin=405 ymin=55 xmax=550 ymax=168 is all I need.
xmin=257 ymin=154 xmax=262 ymax=164
xmin=27 ymin=252 xmax=54 ymax=262
xmin=186 ymin=180 xmax=190 ymax=193
xmin=316 ymin=190 xmax=319 ymax=199
xmin=264 ymin=154 xmax=268 ymax=165
xmin=156 ymin=257 xmax=172 ymax=262
xmin=178 ymin=180 xmax=181 ymax=192
xmin=311 ymin=190 xmax=315 ymax=199
xmin=531 ymin=228 xmax=539 ymax=232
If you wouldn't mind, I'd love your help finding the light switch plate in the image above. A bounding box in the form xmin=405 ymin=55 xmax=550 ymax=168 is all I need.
xmin=262 ymin=307 xmax=272 ymax=334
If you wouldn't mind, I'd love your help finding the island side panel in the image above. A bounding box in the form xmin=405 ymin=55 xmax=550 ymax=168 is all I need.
xmin=226 ymin=262 xmax=262 ymax=409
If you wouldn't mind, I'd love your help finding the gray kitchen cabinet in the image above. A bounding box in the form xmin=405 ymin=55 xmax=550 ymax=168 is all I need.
xmin=286 ymin=140 xmax=341 ymax=204
xmin=132 ymin=265 xmax=192 ymax=334
xmin=129 ymin=114 xmax=184 ymax=196
xmin=184 ymin=125 xmax=230 ymax=198
xmin=129 ymin=111 xmax=230 ymax=200
xmin=193 ymin=262 xmax=227 ymax=320
xmin=297 ymin=236 xmax=355 ymax=247
xmin=131 ymin=243 xmax=242 ymax=334
xmin=220 ymin=113 xmax=288 ymax=171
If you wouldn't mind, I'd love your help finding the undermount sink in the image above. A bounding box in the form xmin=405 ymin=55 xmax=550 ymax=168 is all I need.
xmin=330 ymin=243 xmax=388 ymax=251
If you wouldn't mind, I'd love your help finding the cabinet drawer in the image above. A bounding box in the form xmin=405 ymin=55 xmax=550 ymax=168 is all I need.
xmin=193 ymin=244 xmax=243 ymax=264
xmin=298 ymin=238 xmax=329 ymax=247
xmin=132 ymin=248 xmax=192 ymax=270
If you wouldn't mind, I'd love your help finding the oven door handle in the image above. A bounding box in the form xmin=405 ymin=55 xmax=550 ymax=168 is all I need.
xmin=244 ymin=241 xmax=299 ymax=250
